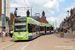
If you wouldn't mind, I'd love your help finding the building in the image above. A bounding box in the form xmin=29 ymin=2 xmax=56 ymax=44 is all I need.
xmin=70 ymin=7 xmax=75 ymax=31
xmin=39 ymin=11 xmax=49 ymax=23
xmin=9 ymin=13 xmax=15 ymax=27
xmin=0 ymin=0 xmax=2 ymax=36
xmin=0 ymin=0 xmax=10 ymax=36
xmin=59 ymin=7 xmax=75 ymax=32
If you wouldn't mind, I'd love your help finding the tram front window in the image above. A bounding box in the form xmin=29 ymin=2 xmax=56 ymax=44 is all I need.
xmin=14 ymin=25 xmax=26 ymax=32
xmin=14 ymin=18 xmax=27 ymax=32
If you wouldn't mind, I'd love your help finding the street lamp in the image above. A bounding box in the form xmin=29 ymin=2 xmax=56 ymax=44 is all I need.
xmin=55 ymin=20 xmax=57 ymax=29
xmin=67 ymin=10 xmax=69 ymax=17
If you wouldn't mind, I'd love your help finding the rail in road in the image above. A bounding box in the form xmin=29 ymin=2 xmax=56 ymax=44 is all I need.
xmin=0 ymin=40 xmax=30 ymax=50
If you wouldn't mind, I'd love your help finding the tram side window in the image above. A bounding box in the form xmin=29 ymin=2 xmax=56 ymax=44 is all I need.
xmin=28 ymin=24 xmax=36 ymax=33
xmin=47 ymin=27 xmax=49 ymax=31
xmin=40 ymin=27 xmax=44 ymax=31
xmin=51 ymin=27 xmax=53 ymax=30
xmin=36 ymin=26 xmax=39 ymax=31
xmin=36 ymin=26 xmax=40 ymax=34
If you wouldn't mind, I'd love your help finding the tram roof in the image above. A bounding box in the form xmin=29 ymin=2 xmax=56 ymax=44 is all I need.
xmin=40 ymin=23 xmax=53 ymax=27
xmin=14 ymin=17 xmax=53 ymax=27
xmin=27 ymin=17 xmax=53 ymax=27
xmin=27 ymin=17 xmax=41 ymax=25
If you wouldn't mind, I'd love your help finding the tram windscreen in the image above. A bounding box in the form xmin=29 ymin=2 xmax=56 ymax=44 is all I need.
xmin=14 ymin=18 xmax=27 ymax=32
xmin=15 ymin=18 xmax=27 ymax=23
xmin=14 ymin=25 xmax=26 ymax=32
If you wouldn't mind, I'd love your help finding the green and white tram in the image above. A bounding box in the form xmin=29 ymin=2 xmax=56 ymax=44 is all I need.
xmin=13 ymin=17 xmax=53 ymax=40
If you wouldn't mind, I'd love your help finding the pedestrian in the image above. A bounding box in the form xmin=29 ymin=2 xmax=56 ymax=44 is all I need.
xmin=6 ymin=30 xmax=9 ymax=37
xmin=2 ymin=29 xmax=6 ymax=42
xmin=10 ymin=30 xmax=13 ymax=38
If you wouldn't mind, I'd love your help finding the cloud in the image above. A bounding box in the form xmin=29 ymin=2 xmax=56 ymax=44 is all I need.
xmin=43 ymin=0 xmax=59 ymax=12
xmin=10 ymin=0 xmax=61 ymax=16
xmin=57 ymin=0 xmax=65 ymax=2
xmin=47 ymin=13 xmax=67 ymax=28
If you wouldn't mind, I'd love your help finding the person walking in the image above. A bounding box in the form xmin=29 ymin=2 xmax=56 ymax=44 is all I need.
xmin=10 ymin=30 xmax=13 ymax=38
xmin=2 ymin=29 xmax=6 ymax=42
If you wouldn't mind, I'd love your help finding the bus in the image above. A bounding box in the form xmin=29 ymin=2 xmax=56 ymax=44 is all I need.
xmin=13 ymin=17 xmax=53 ymax=40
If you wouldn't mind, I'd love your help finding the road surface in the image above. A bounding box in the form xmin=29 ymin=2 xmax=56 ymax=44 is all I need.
xmin=0 ymin=33 xmax=75 ymax=50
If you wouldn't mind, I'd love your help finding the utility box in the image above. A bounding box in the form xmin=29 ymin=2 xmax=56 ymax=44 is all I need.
xmin=60 ymin=32 xmax=64 ymax=37
xmin=73 ymin=31 xmax=75 ymax=41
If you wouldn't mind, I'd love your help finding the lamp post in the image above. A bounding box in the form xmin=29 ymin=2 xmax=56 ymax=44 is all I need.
xmin=55 ymin=20 xmax=57 ymax=29
xmin=67 ymin=10 xmax=69 ymax=17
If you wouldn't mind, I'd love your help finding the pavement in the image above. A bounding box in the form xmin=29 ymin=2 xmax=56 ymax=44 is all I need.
xmin=0 ymin=33 xmax=75 ymax=50
xmin=0 ymin=36 xmax=13 ymax=44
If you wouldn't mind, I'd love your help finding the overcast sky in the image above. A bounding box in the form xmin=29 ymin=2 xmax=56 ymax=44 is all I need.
xmin=10 ymin=0 xmax=75 ymax=28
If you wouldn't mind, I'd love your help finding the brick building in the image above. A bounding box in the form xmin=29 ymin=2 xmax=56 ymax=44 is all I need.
xmin=0 ymin=0 xmax=2 ymax=17
xmin=59 ymin=7 xmax=75 ymax=32
xmin=9 ymin=13 xmax=15 ymax=26
xmin=70 ymin=7 xmax=75 ymax=31
xmin=39 ymin=11 xmax=49 ymax=23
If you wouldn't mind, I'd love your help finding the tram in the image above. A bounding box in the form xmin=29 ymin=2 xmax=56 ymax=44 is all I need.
xmin=13 ymin=17 xmax=53 ymax=40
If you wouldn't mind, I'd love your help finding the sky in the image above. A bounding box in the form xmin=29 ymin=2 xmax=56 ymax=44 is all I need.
xmin=10 ymin=0 xmax=75 ymax=28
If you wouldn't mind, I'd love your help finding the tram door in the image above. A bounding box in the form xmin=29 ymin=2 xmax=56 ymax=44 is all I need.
xmin=50 ymin=27 xmax=51 ymax=34
xmin=45 ymin=26 xmax=46 ymax=34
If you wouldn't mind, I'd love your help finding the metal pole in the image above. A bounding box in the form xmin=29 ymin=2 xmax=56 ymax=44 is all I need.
xmin=4 ymin=0 xmax=6 ymax=27
xmin=31 ymin=7 xmax=33 ymax=17
xmin=4 ymin=0 xmax=6 ymax=30
xmin=1 ymin=0 xmax=6 ymax=36
xmin=55 ymin=20 xmax=57 ymax=29
xmin=67 ymin=10 xmax=69 ymax=17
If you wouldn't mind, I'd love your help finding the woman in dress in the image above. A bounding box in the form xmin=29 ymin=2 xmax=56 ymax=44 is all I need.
xmin=2 ymin=30 xmax=6 ymax=42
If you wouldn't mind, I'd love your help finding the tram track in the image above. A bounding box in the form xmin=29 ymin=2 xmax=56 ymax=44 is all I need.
xmin=0 ymin=40 xmax=30 ymax=50
xmin=18 ymin=42 xmax=30 ymax=50
xmin=0 ymin=41 xmax=10 ymax=46
xmin=0 ymin=42 xmax=17 ymax=50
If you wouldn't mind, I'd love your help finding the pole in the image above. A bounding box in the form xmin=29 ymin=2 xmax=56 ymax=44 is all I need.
xmin=2 ymin=0 xmax=6 ymax=36
xmin=55 ymin=20 xmax=57 ymax=29
xmin=4 ymin=0 xmax=6 ymax=28
xmin=31 ymin=7 xmax=32 ymax=17
xmin=67 ymin=10 xmax=69 ymax=17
